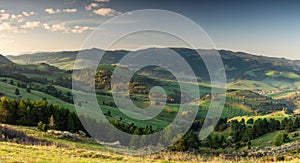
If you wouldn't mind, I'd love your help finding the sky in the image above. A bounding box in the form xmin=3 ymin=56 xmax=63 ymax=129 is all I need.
xmin=0 ymin=0 xmax=299 ymax=59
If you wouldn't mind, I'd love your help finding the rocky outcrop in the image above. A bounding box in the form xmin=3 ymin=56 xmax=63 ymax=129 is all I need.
xmin=47 ymin=130 xmax=87 ymax=141
xmin=247 ymin=141 xmax=300 ymax=157
xmin=220 ymin=141 xmax=300 ymax=160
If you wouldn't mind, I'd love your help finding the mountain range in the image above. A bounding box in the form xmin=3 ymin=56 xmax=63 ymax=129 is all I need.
xmin=5 ymin=48 xmax=300 ymax=91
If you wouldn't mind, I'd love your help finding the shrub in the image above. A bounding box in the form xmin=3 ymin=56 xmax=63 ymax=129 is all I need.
xmin=0 ymin=124 xmax=52 ymax=145
xmin=276 ymin=155 xmax=285 ymax=161
xmin=273 ymin=132 xmax=289 ymax=146
xmin=15 ymin=88 xmax=20 ymax=96
xmin=273 ymin=132 xmax=284 ymax=146
xmin=293 ymin=133 xmax=299 ymax=138
xmin=37 ymin=121 xmax=48 ymax=132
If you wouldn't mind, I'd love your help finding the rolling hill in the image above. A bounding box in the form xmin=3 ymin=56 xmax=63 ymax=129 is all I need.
xmin=0 ymin=54 xmax=14 ymax=65
xmin=7 ymin=48 xmax=300 ymax=88
xmin=2 ymin=49 xmax=300 ymax=162
xmin=4 ymin=48 xmax=300 ymax=118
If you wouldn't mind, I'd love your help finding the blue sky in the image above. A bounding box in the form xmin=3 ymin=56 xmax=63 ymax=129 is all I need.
xmin=0 ymin=0 xmax=299 ymax=59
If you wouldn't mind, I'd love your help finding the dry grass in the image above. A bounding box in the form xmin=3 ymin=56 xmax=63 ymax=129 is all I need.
xmin=0 ymin=124 xmax=299 ymax=163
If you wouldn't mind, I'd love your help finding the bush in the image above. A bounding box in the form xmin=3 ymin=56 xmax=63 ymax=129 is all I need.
xmin=273 ymin=132 xmax=289 ymax=146
xmin=15 ymin=88 xmax=20 ymax=96
xmin=273 ymin=132 xmax=284 ymax=146
xmin=0 ymin=125 xmax=52 ymax=145
xmin=37 ymin=121 xmax=48 ymax=132
xmin=293 ymin=133 xmax=299 ymax=138
xmin=276 ymin=155 xmax=285 ymax=161
xmin=246 ymin=118 xmax=254 ymax=124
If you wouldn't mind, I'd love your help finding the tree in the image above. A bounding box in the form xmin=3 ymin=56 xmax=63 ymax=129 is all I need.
xmin=284 ymin=119 xmax=294 ymax=132
xmin=246 ymin=118 xmax=254 ymax=124
xmin=15 ymin=88 xmax=20 ymax=96
xmin=107 ymin=110 xmax=111 ymax=116
xmin=206 ymin=135 xmax=213 ymax=148
xmin=48 ymin=115 xmax=55 ymax=130
xmin=0 ymin=100 xmax=9 ymax=123
xmin=184 ymin=131 xmax=200 ymax=150
xmin=67 ymin=112 xmax=76 ymax=132
xmin=129 ymin=128 xmax=141 ymax=148
xmin=273 ymin=132 xmax=289 ymax=146
xmin=283 ymin=133 xmax=289 ymax=143
xmin=247 ymin=141 xmax=252 ymax=149
xmin=241 ymin=127 xmax=253 ymax=142
xmin=161 ymin=125 xmax=173 ymax=145
xmin=26 ymin=87 xmax=31 ymax=93
xmin=37 ymin=121 xmax=47 ymax=132
xmin=211 ymin=135 xmax=220 ymax=149
xmin=17 ymin=99 xmax=27 ymax=125
xmin=293 ymin=117 xmax=300 ymax=129
xmin=230 ymin=120 xmax=246 ymax=142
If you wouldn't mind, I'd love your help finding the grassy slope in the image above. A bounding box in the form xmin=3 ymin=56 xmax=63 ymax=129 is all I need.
xmin=0 ymin=125 xmax=224 ymax=163
xmin=1 ymin=124 xmax=300 ymax=163
xmin=0 ymin=74 xmax=296 ymax=129
xmin=251 ymin=129 xmax=300 ymax=149
xmin=0 ymin=80 xmax=75 ymax=110
xmin=0 ymin=125 xmax=141 ymax=163
xmin=0 ymin=79 xmax=181 ymax=129
xmin=227 ymin=79 xmax=277 ymax=90
xmin=228 ymin=110 xmax=292 ymax=122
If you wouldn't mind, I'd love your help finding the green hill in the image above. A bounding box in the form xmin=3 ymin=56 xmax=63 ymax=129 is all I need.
xmin=197 ymin=89 xmax=295 ymax=118
xmin=228 ymin=110 xmax=292 ymax=123
xmin=7 ymin=48 xmax=300 ymax=88
xmin=0 ymin=54 xmax=13 ymax=65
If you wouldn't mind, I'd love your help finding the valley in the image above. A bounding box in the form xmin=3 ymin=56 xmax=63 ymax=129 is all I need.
xmin=0 ymin=48 xmax=300 ymax=162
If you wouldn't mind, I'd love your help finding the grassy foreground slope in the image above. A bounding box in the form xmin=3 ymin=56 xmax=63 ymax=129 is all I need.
xmin=0 ymin=124 xmax=300 ymax=163
xmin=0 ymin=125 xmax=224 ymax=163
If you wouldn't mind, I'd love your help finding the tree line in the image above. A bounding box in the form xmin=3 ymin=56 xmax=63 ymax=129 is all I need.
xmin=1 ymin=95 xmax=299 ymax=151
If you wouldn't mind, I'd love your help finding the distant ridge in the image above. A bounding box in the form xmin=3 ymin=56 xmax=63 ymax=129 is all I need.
xmin=6 ymin=48 xmax=300 ymax=83
xmin=0 ymin=54 xmax=14 ymax=64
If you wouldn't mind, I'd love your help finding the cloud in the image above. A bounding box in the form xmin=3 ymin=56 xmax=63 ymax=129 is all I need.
xmin=22 ymin=11 xmax=35 ymax=17
xmin=85 ymin=5 xmax=92 ymax=11
xmin=11 ymin=14 xmax=24 ymax=23
xmin=94 ymin=0 xmax=109 ymax=2
xmin=70 ymin=25 xmax=95 ymax=33
xmin=62 ymin=8 xmax=77 ymax=13
xmin=21 ymin=21 xmax=41 ymax=29
xmin=45 ymin=8 xmax=61 ymax=14
xmin=90 ymin=3 xmax=100 ymax=8
xmin=43 ymin=23 xmax=68 ymax=32
xmin=43 ymin=23 xmax=94 ymax=33
xmin=93 ymin=8 xmax=120 ymax=16
xmin=22 ymin=12 xmax=30 ymax=17
xmin=85 ymin=3 xmax=101 ymax=11
xmin=45 ymin=8 xmax=78 ymax=14
xmin=0 ymin=13 xmax=10 ymax=20
xmin=0 ymin=22 xmax=18 ymax=32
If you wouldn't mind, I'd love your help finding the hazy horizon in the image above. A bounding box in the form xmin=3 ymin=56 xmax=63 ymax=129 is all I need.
xmin=5 ymin=46 xmax=300 ymax=61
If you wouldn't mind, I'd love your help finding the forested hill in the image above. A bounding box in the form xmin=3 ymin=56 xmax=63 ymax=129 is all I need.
xmin=7 ymin=48 xmax=300 ymax=84
xmin=0 ymin=54 xmax=14 ymax=65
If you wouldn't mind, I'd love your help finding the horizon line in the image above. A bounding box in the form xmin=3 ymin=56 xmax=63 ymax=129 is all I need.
xmin=4 ymin=47 xmax=299 ymax=61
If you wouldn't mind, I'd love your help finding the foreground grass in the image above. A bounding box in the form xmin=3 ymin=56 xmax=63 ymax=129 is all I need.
xmin=1 ymin=125 xmax=300 ymax=162
xmin=1 ymin=140 xmax=299 ymax=163
xmin=0 ymin=141 xmax=129 ymax=163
